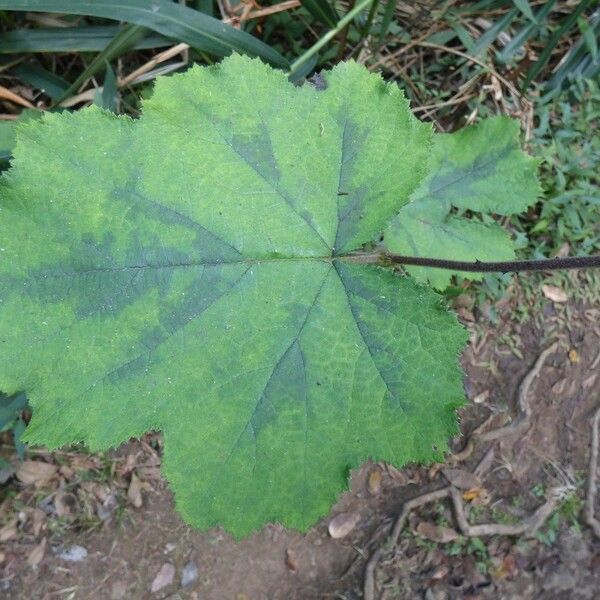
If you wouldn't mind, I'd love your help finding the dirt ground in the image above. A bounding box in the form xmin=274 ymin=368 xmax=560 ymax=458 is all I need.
xmin=1 ymin=278 xmax=600 ymax=600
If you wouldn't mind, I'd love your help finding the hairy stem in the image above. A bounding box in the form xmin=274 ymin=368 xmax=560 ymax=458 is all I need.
xmin=380 ymin=253 xmax=600 ymax=272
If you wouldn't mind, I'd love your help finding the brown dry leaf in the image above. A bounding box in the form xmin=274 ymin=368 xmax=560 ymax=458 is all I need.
xmin=470 ymin=488 xmax=491 ymax=507
xmin=150 ymin=562 xmax=175 ymax=593
xmin=568 ymin=348 xmax=580 ymax=363
xmin=415 ymin=521 xmax=459 ymax=543
xmin=0 ymin=517 xmax=18 ymax=542
xmin=490 ymin=553 xmax=518 ymax=579
xmin=472 ymin=390 xmax=490 ymax=404
xmin=55 ymin=492 xmax=77 ymax=517
xmin=59 ymin=464 xmax=75 ymax=479
xmin=70 ymin=456 xmax=101 ymax=471
xmin=284 ymin=548 xmax=299 ymax=572
xmin=463 ymin=487 xmax=485 ymax=502
xmin=27 ymin=537 xmax=47 ymax=568
xmin=367 ymin=467 xmax=382 ymax=495
xmin=551 ymin=377 xmax=568 ymax=394
xmin=127 ymin=472 xmax=143 ymax=508
xmin=385 ymin=464 xmax=407 ymax=485
xmin=16 ymin=460 xmax=57 ymax=485
xmin=442 ymin=468 xmax=481 ymax=490
xmin=455 ymin=307 xmax=475 ymax=322
xmin=542 ymin=285 xmax=568 ymax=303
xmin=328 ymin=512 xmax=360 ymax=539
xmin=138 ymin=466 xmax=163 ymax=481
xmin=32 ymin=509 xmax=47 ymax=537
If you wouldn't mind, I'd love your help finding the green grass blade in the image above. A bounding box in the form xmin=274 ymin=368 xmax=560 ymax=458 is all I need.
xmin=523 ymin=0 xmax=592 ymax=89
xmin=0 ymin=26 xmax=171 ymax=53
xmin=472 ymin=7 xmax=518 ymax=55
xmin=289 ymin=0 xmax=373 ymax=76
xmin=13 ymin=62 xmax=70 ymax=100
xmin=54 ymin=23 xmax=149 ymax=104
xmin=193 ymin=0 xmax=214 ymax=17
xmin=0 ymin=0 xmax=289 ymax=67
xmin=497 ymin=0 xmax=556 ymax=63
xmin=93 ymin=62 xmax=118 ymax=112
xmin=378 ymin=0 xmax=396 ymax=44
xmin=303 ymin=0 xmax=339 ymax=28
xmin=360 ymin=0 xmax=381 ymax=40
xmin=512 ymin=0 xmax=537 ymax=24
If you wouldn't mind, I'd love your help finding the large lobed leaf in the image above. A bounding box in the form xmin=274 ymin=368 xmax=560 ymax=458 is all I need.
xmin=385 ymin=117 xmax=540 ymax=288
xmin=0 ymin=56 xmax=536 ymax=537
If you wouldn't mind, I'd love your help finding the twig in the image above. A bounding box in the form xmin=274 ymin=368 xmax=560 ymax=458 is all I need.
xmin=364 ymin=487 xmax=451 ymax=600
xmin=450 ymin=486 xmax=561 ymax=537
xmin=0 ymin=85 xmax=35 ymax=109
xmin=478 ymin=342 xmax=560 ymax=442
xmin=118 ymin=42 xmax=190 ymax=88
xmin=585 ymin=407 xmax=600 ymax=538
xmin=364 ymin=481 xmax=562 ymax=600
xmin=223 ymin=0 xmax=300 ymax=25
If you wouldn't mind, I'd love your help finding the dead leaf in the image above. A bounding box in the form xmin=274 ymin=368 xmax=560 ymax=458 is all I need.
xmin=70 ymin=456 xmax=101 ymax=471
xmin=442 ymin=468 xmax=481 ymax=490
xmin=150 ymin=563 xmax=175 ymax=593
xmin=429 ymin=565 xmax=449 ymax=582
xmin=0 ymin=517 xmax=18 ymax=542
xmin=456 ymin=307 xmax=475 ymax=322
xmin=568 ymin=348 xmax=580 ymax=363
xmin=415 ymin=521 xmax=459 ymax=543
xmin=27 ymin=537 xmax=46 ymax=568
xmin=16 ymin=461 xmax=57 ymax=485
xmin=542 ymin=285 xmax=568 ymax=303
xmin=472 ymin=390 xmax=490 ymax=404
xmin=328 ymin=512 xmax=360 ymax=539
xmin=59 ymin=464 xmax=75 ymax=479
xmin=552 ymin=378 xmax=568 ymax=394
xmin=55 ymin=492 xmax=77 ymax=517
xmin=463 ymin=487 xmax=484 ymax=502
xmin=367 ymin=467 xmax=382 ymax=495
xmin=137 ymin=466 xmax=162 ymax=480
xmin=127 ymin=472 xmax=143 ymax=508
xmin=285 ymin=548 xmax=299 ymax=572
xmin=385 ymin=464 xmax=407 ymax=485
xmin=32 ymin=509 xmax=46 ymax=537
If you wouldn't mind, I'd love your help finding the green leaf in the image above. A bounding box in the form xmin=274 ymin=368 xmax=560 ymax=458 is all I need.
xmin=0 ymin=109 xmax=44 ymax=163
xmin=303 ymin=0 xmax=339 ymax=28
xmin=384 ymin=117 xmax=540 ymax=288
xmin=13 ymin=63 xmax=70 ymax=101
xmin=56 ymin=23 xmax=150 ymax=105
xmin=0 ymin=26 xmax=171 ymax=54
xmin=0 ymin=0 xmax=288 ymax=68
xmin=0 ymin=56 xmax=467 ymax=538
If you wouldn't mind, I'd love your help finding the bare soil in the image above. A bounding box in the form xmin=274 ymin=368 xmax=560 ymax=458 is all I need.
xmin=1 ymin=293 xmax=599 ymax=600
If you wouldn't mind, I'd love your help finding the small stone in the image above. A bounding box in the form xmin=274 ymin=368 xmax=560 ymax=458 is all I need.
xmin=57 ymin=545 xmax=88 ymax=562
xmin=110 ymin=581 xmax=128 ymax=600
xmin=150 ymin=563 xmax=175 ymax=593
xmin=328 ymin=512 xmax=360 ymax=539
xmin=181 ymin=561 xmax=199 ymax=587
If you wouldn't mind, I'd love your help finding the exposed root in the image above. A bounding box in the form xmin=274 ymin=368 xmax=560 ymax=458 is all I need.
xmin=585 ymin=407 xmax=600 ymax=538
xmin=363 ymin=343 xmax=565 ymax=600
xmin=479 ymin=342 xmax=560 ymax=442
xmin=363 ymin=482 xmax=564 ymax=600
xmin=449 ymin=486 xmax=562 ymax=537
xmin=448 ymin=342 xmax=561 ymax=467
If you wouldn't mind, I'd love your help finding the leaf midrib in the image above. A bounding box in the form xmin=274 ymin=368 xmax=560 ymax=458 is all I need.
xmin=30 ymin=255 xmax=377 ymax=280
